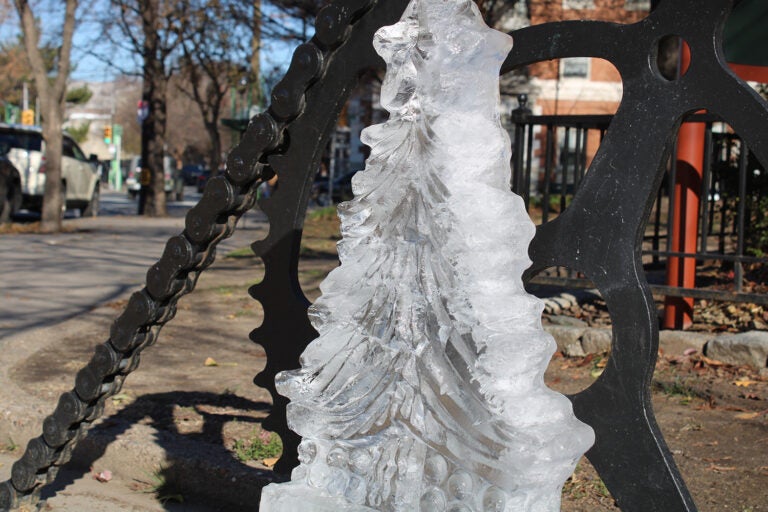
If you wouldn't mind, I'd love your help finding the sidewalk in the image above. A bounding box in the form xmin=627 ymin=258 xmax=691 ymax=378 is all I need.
xmin=0 ymin=210 xmax=283 ymax=510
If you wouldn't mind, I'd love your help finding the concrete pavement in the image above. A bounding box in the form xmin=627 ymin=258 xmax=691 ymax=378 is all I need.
xmin=0 ymin=189 xmax=276 ymax=510
xmin=0 ymin=188 xmax=267 ymax=341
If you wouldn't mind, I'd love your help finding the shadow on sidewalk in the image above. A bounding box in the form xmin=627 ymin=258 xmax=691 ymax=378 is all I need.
xmin=42 ymin=391 xmax=284 ymax=511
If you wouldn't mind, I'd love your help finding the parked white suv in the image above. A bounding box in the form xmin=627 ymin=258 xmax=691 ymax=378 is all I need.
xmin=0 ymin=124 xmax=100 ymax=216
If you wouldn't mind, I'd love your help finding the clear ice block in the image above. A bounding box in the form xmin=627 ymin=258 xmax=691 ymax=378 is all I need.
xmin=260 ymin=1 xmax=594 ymax=510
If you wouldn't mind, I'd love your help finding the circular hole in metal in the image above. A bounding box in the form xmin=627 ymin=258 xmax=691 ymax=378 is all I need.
xmin=655 ymin=35 xmax=691 ymax=81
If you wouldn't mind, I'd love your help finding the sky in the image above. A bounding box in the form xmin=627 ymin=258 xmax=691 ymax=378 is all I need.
xmin=0 ymin=0 xmax=308 ymax=84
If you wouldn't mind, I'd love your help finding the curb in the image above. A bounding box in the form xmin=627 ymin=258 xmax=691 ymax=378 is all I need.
xmin=541 ymin=291 xmax=768 ymax=370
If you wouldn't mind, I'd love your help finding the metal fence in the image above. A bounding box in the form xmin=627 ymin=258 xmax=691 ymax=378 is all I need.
xmin=511 ymin=100 xmax=768 ymax=305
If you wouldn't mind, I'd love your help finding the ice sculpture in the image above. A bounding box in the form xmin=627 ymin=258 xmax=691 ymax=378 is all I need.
xmin=260 ymin=0 xmax=594 ymax=510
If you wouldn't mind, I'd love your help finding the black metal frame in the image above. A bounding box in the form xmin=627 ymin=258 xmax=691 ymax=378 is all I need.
xmin=2 ymin=1 xmax=767 ymax=511
xmin=504 ymin=1 xmax=767 ymax=509
xmin=253 ymin=1 xmax=768 ymax=509
xmin=511 ymin=109 xmax=768 ymax=304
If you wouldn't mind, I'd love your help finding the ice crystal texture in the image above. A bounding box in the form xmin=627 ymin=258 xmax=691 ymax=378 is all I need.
xmin=260 ymin=1 xmax=594 ymax=510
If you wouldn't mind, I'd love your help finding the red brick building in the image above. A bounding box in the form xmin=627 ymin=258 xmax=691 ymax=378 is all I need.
xmin=526 ymin=0 xmax=650 ymax=116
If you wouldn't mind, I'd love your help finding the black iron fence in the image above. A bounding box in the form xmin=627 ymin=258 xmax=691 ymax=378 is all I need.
xmin=511 ymin=99 xmax=768 ymax=305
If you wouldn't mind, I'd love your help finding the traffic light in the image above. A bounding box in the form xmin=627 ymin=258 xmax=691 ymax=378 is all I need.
xmin=103 ymin=125 xmax=113 ymax=144
xmin=21 ymin=109 xmax=34 ymax=126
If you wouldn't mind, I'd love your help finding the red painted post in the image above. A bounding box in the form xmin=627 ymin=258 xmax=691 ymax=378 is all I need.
xmin=663 ymin=43 xmax=705 ymax=330
xmin=663 ymin=121 xmax=705 ymax=329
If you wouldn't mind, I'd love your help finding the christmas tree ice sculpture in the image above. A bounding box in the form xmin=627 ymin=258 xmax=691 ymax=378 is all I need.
xmin=260 ymin=0 xmax=594 ymax=510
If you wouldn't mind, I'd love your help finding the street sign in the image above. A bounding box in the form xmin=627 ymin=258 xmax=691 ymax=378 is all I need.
xmin=137 ymin=100 xmax=149 ymax=124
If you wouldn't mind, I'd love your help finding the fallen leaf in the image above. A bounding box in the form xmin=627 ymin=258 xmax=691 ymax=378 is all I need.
xmin=733 ymin=378 xmax=758 ymax=387
xmin=703 ymin=456 xmax=733 ymax=462
xmin=735 ymin=412 xmax=760 ymax=420
xmin=204 ymin=357 xmax=219 ymax=367
xmin=701 ymin=356 xmax=725 ymax=367
xmin=226 ymin=314 xmax=237 ymax=320
xmin=707 ymin=464 xmax=737 ymax=472
xmin=683 ymin=348 xmax=698 ymax=356
xmin=263 ymin=457 xmax=279 ymax=469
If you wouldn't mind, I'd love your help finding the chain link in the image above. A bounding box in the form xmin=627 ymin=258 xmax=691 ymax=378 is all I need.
xmin=0 ymin=1 xmax=379 ymax=509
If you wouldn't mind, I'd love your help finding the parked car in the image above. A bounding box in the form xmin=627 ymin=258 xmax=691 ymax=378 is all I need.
xmin=181 ymin=164 xmax=206 ymax=186
xmin=196 ymin=169 xmax=212 ymax=193
xmin=123 ymin=156 xmax=174 ymax=199
xmin=0 ymin=123 xmax=100 ymax=216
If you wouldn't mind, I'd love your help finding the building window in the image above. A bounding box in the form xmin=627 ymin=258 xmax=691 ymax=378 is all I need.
xmin=561 ymin=58 xmax=590 ymax=79
xmin=625 ymin=0 xmax=651 ymax=10
xmin=563 ymin=0 xmax=595 ymax=9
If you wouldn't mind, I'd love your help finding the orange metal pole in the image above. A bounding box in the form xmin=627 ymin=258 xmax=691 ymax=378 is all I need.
xmin=663 ymin=121 xmax=705 ymax=330
xmin=663 ymin=43 xmax=704 ymax=330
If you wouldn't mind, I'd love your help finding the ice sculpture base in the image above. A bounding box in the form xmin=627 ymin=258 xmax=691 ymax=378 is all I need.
xmin=260 ymin=482 xmax=377 ymax=512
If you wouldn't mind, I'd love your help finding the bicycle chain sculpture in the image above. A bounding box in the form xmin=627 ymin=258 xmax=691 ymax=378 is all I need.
xmin=1 ymin=0 xmax=766 ymax=510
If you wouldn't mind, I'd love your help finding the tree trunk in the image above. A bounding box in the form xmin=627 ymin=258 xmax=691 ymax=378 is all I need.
xmin=251 ymin=0 xmax=262 ymax=107
xmin=139 ymin=0 xmax=168 ymax=217
xmin=39 ymin=103 xmax=65 ymax=232
xmin=13 ymin=0 xmax=77 ymax=233
xmin=206 ymin=119 xmax=222 ymax=177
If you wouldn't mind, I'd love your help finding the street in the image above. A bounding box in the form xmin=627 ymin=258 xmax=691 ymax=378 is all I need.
xmin=0 ymin=187 xmax=268 ymax=341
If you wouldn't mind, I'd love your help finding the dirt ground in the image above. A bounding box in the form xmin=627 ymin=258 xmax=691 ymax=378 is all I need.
xmin=5 ymin=209 xmax=766 ymax=511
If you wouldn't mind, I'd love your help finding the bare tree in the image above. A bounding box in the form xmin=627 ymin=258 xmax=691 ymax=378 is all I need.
xmin=175 ymin=0 xmax=329 ymax=177
xmin=12 ymin=0 xmax=78 ymax=232
xmin=0 ymin=0 xmax=11 ymax=24
xmin=177 ymin=1 xmax=253 ymax=176
xmin=106 ymin=0 xmax=184 ymax=216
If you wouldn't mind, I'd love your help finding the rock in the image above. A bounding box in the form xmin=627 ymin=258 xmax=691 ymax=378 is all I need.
xmin=548 ymin=315 xmax=588 ymax=328
xmin=704 ymin=331 xmax=768 ymax=368
xmin=658 ymin=330 xmax=709 ymax=356
xmin=542 ymin=299 xmax=562 ymax=315
xmin=551 ymin=297 xmax=574 ymax=310
xmin=582 ymin=328 xmax=612 ymax=354
xmin=545 ymin=325 xmax=586 ymax=357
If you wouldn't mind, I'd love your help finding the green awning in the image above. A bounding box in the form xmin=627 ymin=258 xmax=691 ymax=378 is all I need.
xmin=724 ymin=0 xmax=768 ymax=67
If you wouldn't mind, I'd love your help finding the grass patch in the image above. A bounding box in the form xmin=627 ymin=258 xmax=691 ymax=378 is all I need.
xmin=232 ymin=429 xmax=283 ymax=462
xmin=307 ymin=205 xmax=338 ymax=221
xmin=132 ymin=468 xmax=184 ymax=504
xmin=212 ymin=280 xmax=262 ymax=296
xmin=563 ymin=464 xmax=611 ymax=500
xmin=225 ymin=246 xmax=256 ymax=259
xmin=0 ymin=437 xmax=19 ymax=453
xmin=653 ymin=377 xmax=700 ymax=405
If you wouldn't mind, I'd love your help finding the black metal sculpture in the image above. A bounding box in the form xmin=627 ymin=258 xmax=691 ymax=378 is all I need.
xmin=1 ymin=0 xmax=766 ymax=510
